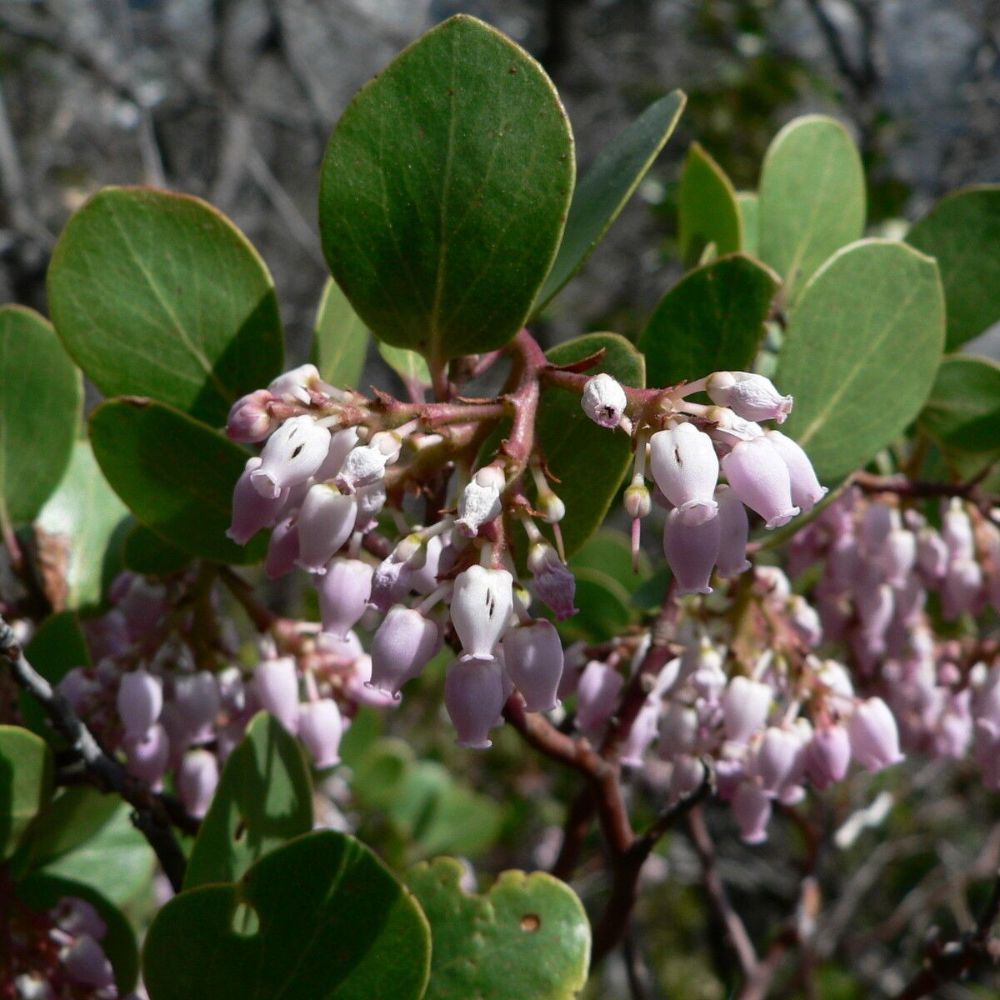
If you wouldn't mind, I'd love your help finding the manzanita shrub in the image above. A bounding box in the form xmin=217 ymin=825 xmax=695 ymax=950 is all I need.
xmin=2 ymin=14 xmax=1000 ymax=1000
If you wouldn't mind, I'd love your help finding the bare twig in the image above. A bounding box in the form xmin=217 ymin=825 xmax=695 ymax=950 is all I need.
xmin=0 ymin=617 xmax=192 ymax=892
xmin=892 ymin=867 xmax=1000 ymax=1000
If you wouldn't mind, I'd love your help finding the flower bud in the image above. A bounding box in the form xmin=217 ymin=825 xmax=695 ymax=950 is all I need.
xmin=316 ymin=558 xmax=374 ymax=638
xmin=268 ymin=363 xmax=327 ymax=404
xmin=916 ymin=527 xmax=948 ymax=579
xmin=537 ymin=489 xmax=566 ymax=524
xmin=805 ymin=724 xmax=851 ymax=790
xmin=62 ymin=936 xmax=115 ymax=989
xmin=456 ymin=466 xmax=505 ymax=537
xmin=942 ymin=557 xmax=983 ymax=620
xmin=253 ymin=657 xmax=300 ymax=734
xmin=445 ymin=657 xmax=505 ymax=748
xmin=370 ymin=606 xmax=442 ymax=695
xmin=368 ymin=537 xmax=422 ymax=612
xmin=943 ymin=499 xmax=975 ymax=560
xmin=658 ymin=702 xmax=699 ymax=758
xmin=753 ymin=726 xmax=802 ymax=796
xmin=355 ymin=480 xmax=387 ymax=531
xmin=721 ymin=437 xmax=800 ymax=529
xmin=251 ymin=416 xmax=331 ymax=498
xmin=335 ymin=432 xmax=401 ymax=494
xmin=663 ymin=504 xmax=721 ymax=595
xmin=228 ymin=457 xmax=287 ymax=544
xmin=297 ymin=699 xmax=343 ymax=768
xmin=788 ymin=594 xmax=822 ymax=647
xmin=265 ymin=516 xmax=300 ymax=579
xmin=705 ymin=407 xmax=764 ymax=446
xmin=172 ymin=672 xmax=220 ymax=741
xmin=649 ymin=422 xmax=720 ymax=516
xmin=501 ymin=620 xmax=564 ymax=713
xmin=411 ymin=531 xmax=458 ymax=594
xmin=55 ymin=898 xmax=107 ymax=941
xmin=670 ymin=753 xmax=706 ymax=802
xmin=314 ymin=427 xmax=361 ymax=481
xmin=177 ymin=748 xmax=220 ymax=819
xmin=624 ymin=482 xmax=651 ymax=519
xmin=764 ymin=430 xmax=827 ymax=511
xmin=296 ymin=484 xmax=357 ymax=572
xmin=58 ymin=668 xmax=99 ymax=714
xmin=575 ymin=660 xmax=624 ymax=738
xmin=117 ymin=667 xmax=163 ymax=738
xmin=715 ymin=484 xmax=751 ymax=577
xmin=527 ymin=543 xmax=578 ymax=620
xmin=124 ymin=723 xmax=170 ymax=784
xmin=732 ymin=781 xmax=772 ymax=843
xmin=621 ymin=698 xmax=660 ymax=767
xmin=848 ymin=697 xmax=904 ymax=772
xmin=707 ymin=371 xmax=792 ymax=424
xmin=581 ymin=373 xmax=627 ymax=428
xmin=451 ymin=565 xmax=514 ymax=661
xmin=722 ymin=676 xmax=772 ymax=744
xmin=226 ymin=389 xmax=276 ymax=443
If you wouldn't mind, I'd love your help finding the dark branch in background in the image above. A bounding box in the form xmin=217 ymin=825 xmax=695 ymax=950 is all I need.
xmin=853 ymin=469 xmax=997 ymax=504
xmin=0 ymin=617 xmax=193 ymax=892
xmin=892 ymin=867 xmax=1000 ymax=1000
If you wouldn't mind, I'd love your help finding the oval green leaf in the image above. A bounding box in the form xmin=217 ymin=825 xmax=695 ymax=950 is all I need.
xmin=678 ymin=142 xmax=742 ymax=267
xmin=906 ymin=185 xmax=1000 ymax=349
xmin=0 ymin=306 xmax=81 ymax=527
xmin=25 ymin=785 xmax=120 ymax=870
xmin=638 ymin=253 xmax=779 ymax=388
xmin=534 ymin=90 xmax=686 ymax=312
xmin=184 ymin=712 xmax=314 ymax=890
xmin=89 ymin=397 xmax=265 ymax=565
xmin=17 ymin=871 xmax=139 ymax=993
xmin=145 ymin=831 xmax=431 ymax=1000
xmin=122 ymin=522 xmax=192 ymax=576
xmin=319 ymin=15 xmax=575 ymax=363
xmin=0 ymin=725 xmax=53 ymax=860
xmin=758 ymin=116 xmax=865 ymax=302
xmin=776 ymin=240 xmax=945 ymax=481
xmin=313 ymin=277 xmax=369 ymax=391
xmin=48 ymin=187 xmax=284 ymax=426
xmin=379 ymin=343 xmax=432 ymax=389
xmin=918 ymin=354 xmax=1000 ymax=453
xmin=538 ymin=333 xmax=645 ymax=557
xmin=37 ymin=802 xmax=156 ymax=908
xmin=408 ymin=857 xmax=590 ymax=1000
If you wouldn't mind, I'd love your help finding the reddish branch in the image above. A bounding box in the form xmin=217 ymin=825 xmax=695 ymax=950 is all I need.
xmin=853 ymin=470 xmax=994 ymax=502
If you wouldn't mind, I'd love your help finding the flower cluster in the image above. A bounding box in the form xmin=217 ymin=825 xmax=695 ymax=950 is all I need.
xmin=56 ymin=568 xmax=381 ymax=817
xmin=583 ymin=370 xmax=824 ymax=595
xmin=789 ymin=490 xmax=1000 ymax=787
xmin=6 ymin=894 xmax=132 ymax=999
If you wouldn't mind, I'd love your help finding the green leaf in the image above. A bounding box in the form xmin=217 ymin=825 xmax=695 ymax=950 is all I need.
xmin=408 ymin=857 xmax=590 ymax=1000
xmin=48 ymin=186 xmax=283 ymax=426
xmin=89 ymin=397 xmax=265 ymax=565
xmin=122 ymin=522 xmax=192 ymax=576
xmin=919 ymin=354 xmax=1000 ymax=453
xmin=37 ymin=802 xmax=156 ymax=908
xmin=638 ymin=254 xmax=779 ymax=388
xmin=17 ymin=872 xmax=139 ymax=993
xmin=678 ymin=143 xmax=742 ymax=266
xmin=569 ymin=528 xmax=649 ymax=593
xmin=558 ymin=567 xmax=633 ymax=644
xmin=776 ymin=240 xmax=945 ymax=481
xmin=35 ymin=441 xmax=130 ymax=611
xmin=758 ymin=116 xmax=865 ymax=301
xmin=184 ymin=712 xmax=313 ymax=890
xmin=906 ymin=186 xmax=1000 ymax=349
xmin=379 ymin=343 xmax=432 ymax=388
xmin=319 ymin=15 xmax=575 ymax=363
xmin=0 ymin=306 xmax=81 ymax=526
xmin=145 ymin=831 xmax=431 ymax=1000
xmin=24 ymin=785 xmax=120 ymax=869
xmin=313 ymin=277 xmax=369 ymax=390
xmin=737 ymin=192 xmax=759 ymax=256
xmin=534 ymin=90 xmax=686 ymax=312
xmin=0 ymin=726 xmax=53 ymax=860
xmin=538 ymin=333 xmax=645 ymax=556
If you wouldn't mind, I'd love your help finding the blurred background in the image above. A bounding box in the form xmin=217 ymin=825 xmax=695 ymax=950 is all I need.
xmin=2 ymin=0 xmax=999 ymax=360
